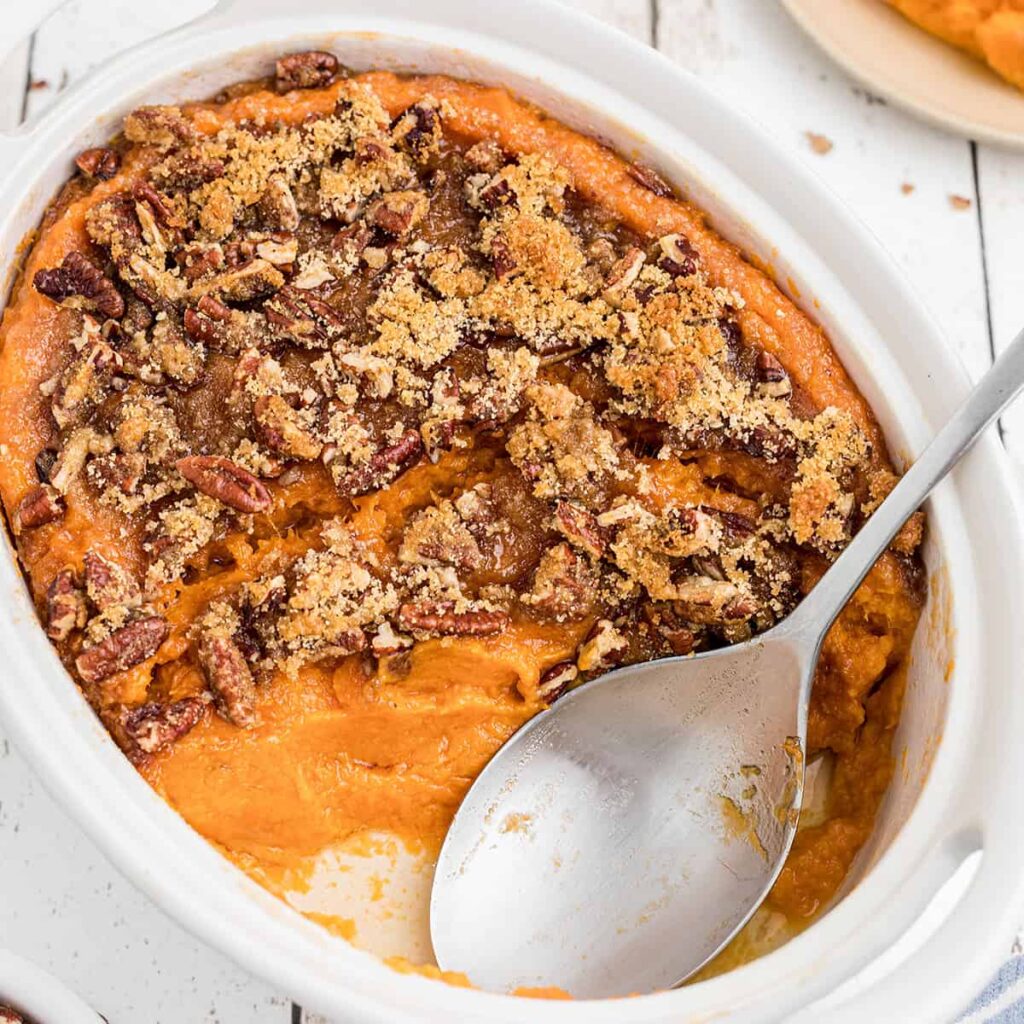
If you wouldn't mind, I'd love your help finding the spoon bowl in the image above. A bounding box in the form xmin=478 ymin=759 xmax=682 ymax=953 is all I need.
xmin=430 ymin=630 xmax=812 ymax=997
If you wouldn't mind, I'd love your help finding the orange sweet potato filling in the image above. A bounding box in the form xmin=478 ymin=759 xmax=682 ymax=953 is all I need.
xmin=0 ymin=72 xmax=922 ymax=969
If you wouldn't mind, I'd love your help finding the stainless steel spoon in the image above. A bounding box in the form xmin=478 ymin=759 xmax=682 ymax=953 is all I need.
xmin=429 ymin=325 xmax=1024 ymax=998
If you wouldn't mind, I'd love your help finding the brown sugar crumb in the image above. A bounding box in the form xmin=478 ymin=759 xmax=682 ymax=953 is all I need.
xmin=805 ymin=132 xmax=834 ymax=155
xmin=901 ymin=182 xmax=916 ymax=195
xmin=949 ymin=193 xmax=972 ymax=210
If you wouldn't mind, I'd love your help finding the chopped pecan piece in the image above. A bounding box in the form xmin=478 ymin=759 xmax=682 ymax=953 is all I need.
xmin=601 ymin=246 xmax=646 ymax=306
xmin=14 ymin=484 xmax=64 ymax=531
xmin=754 ymin=349 xmax=792 ymax=398
xmin=366 ymin=190 xmax=429 ymax=236
xmin=275 ymin=50 xmax=340 ymax=91
xmin=192 ymin=259 xmax=284 ymax=303
xmin=176 ymin=455 xmax=272 ymax=513
xmin=397 ymin=602 xmax=510 ymax=637
xmin=83 ymin=551 xmax=141 ymax=610
xmin=51 ymin=337 xmax=123 ymax=429
xmin=338 ymin=429 xmax=424 ymax=496
xmin=391 ymin=99 xmax=443 ymax=160
xmin=522 ymin=543 xmax=597 ymax=621
xmin=490 ymin=235 xmax=517 ymax=280
xmin=657 ymin=233 xmax=698 ymax=277
xmin=576 ymin=618 xmax=628 ymax=673
xmin=34 ymin=447 xmax=58 ymax=483
xmin=46 ymin=568 xmax=88 ymax=641
xmin=627 ymin=161 xmax=673 ymax=198
xmin=154 ymin=154 xmax=225 ymax=191
xmin=118 ymin=695 xmax=207 ymax=760
xmin=256 ymin=234 xmax=299 ymax=266
xmin=537 ymin=660 xmax=578 ymax=703
xmin=76 ymin=146 xmax=120 ymax=180
xmin=476 ymin=175 xmax=516 ymax=210
xmin=178 ymin=243 xmax=225 ymax=283
xmin=76 ymin=615 xmax=170 ymax=684
xmin=0 ymin=1006 xmax=25 ymax=1023
xmin=123 ymin=105 xmax=196 ymax=148
xmin=198 ymin=634 xmax=257 ymax=728
xmin=266 ymin=285 xmax=345 ymax=346
xmin=642 ymin=602 xmax=697 ymax=656
xmin=554 ymin=501 xmax=608 ymax=559
xmin=34 ymin=251 xmax=125 ymax=319
xmin=370 ymin=621 xmax=413 ymax=657
xmin=253 ymin=394 xmax=323 ymax=460
xmin=183 ymin=294 xmax=232 ymax=344
xmin=259 ymin=173 xmax=301 ymax=231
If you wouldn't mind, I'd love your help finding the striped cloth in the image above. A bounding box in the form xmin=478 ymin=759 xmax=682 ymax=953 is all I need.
xmin=960 ymin=958 xmax=1024 ymax=1023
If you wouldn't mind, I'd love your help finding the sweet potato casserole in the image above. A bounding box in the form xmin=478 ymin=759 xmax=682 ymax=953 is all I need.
xmin=0 ymin=50 xmax=925 ymax=980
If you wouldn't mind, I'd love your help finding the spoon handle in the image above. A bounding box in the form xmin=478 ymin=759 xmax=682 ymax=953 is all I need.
xmin=787 ymin=324 xmax=1024 ymax=659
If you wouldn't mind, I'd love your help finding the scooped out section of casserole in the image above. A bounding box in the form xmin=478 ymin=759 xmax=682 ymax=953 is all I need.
xmin=0 ymin=51 xmax=924 ymax=987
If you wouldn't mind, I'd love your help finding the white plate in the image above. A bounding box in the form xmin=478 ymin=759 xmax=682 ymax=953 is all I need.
xmin=783 ymin=0 xmax=1024 ymax=147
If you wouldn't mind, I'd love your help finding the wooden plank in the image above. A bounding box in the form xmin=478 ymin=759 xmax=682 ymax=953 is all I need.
xmin=976 ymin=145 xmax=1024 ymax=473
xmin=656 ymin=0 xmax=992 ymax=381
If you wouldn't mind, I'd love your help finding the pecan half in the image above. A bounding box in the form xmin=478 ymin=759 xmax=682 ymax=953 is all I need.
xmin=366 ymin=190 xmax=429 ymax=236
xmin=123 ymin=105 xmax=196 ymax=148
xmin=76 ymin=615 xmax=170 ymax=684
xmin=34 ymin=251 xmax=125 ymax=319
xmin=537 ymin=660 xmax=578 ymax=704
xmin=183 ymin=294 xmax=232 ymax=344
xmin=275 ymin=50 xmax=339 ymax=91
xmin=198 ymin=634 xmax=257 ymax=728
xmin=119 ymin=695 xmax=207 ymax=760
xmin=627 ymin=161 xmax=674 ymax=198
xmin=83 ymin=550 xmax=141 ymax=610
xmin=14 ymin=484 xmax=64 ymax=531
xmin=176 ymin=455 xmax=272 ymax=513
xmin=76 ymin=146 xmax=120 ymax=180
xmin=555 ymin=501 xmax=609 ymax=559
xmin=45 ymin=568 xmax=88 ymax=641
xmin=397 ymin=602 xmax=510 ymax=637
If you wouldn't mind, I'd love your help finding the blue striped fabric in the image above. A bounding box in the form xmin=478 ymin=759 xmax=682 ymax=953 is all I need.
xmin=959 ymin=957 xmax=1024 ymax=1022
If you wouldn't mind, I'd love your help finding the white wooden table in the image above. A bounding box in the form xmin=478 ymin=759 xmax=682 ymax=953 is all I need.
xmin=0 ymin=2 xmax=1021 ymax=1021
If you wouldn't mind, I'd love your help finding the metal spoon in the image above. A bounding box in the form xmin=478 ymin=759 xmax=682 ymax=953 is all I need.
xmin=429 ymin=326 xmax=1024 ymax=998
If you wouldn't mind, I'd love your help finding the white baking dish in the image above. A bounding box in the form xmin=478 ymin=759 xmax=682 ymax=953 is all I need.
xmin=0 ymin=950 xmax=100 ymax=1024
xmin=0 ymin=1 xmax=1022 ymax=1021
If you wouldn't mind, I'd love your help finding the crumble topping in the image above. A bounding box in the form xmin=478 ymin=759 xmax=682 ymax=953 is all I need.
xmin=21 ymin=54 xmax=918 ymax=755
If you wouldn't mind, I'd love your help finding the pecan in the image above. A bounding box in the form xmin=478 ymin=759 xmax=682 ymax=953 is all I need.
xmin=83 ymin=551 xmax=141 ymax=610
xmin=477 ymin=175 xmax=516 ymax=210
xmin=397 ymin=601 xmax=510 ymax=637
xmin=253 ymin=394 xmax=323 ymax=460
xmin=124 ymin=105 xmax=195 ymax=148
xmin=522 ymin=543 xmax=597 ymax=621
xmin=154 ymin=153 xmax=225 ymax=191
xmin=641 ymin=602 xmax=696 ymax=656
xmin=76 ymin=146 xmax=120 ymax=180
xmin=45 ymin=568 xmax=88 ymax=641
xmin=657 ymin=233 xmax=698 ymax=277
xmin=14 ymin=484 xmax=64 ymax=531
xmin=366 ymin=190 xmax=429 ymax=236
xmin=370 ymin=621 xmax=413 ymax=657
xmin=0 ymin=1007 xmax=25 ymax=1023
xmin=34 ymin=251 xmax=125 ymax=319
xmin=76 ymin=615 xmax=170 ymax=684
xmin=555 ymin=501 xmax=609 ymax=559
xmin=256 ymin=234 xmax=298 ymax=266
xmin=333 ymin=220 xmax=374 ymax=257
xmin=754 ymin=349 xmax=792 ymax=398
xmin=490 ymin=235 xmax=517 ymax=280
xmin=464 ymin=139 xmax=505 ymax=174
xmin=339 ymin=429 xmax=424 ymax=496
xmin=266 ymin=285 xmax=345 ymax=346
xmin=192 ymin=259 xmax=285 ymax=304
xmin=176 ymin=455 xmax=272 ymax=513
xmin=183 ymin=294 xmax=232 ymax=344
xmin=34 ymin=447 xmax=58 ymax=483
xmin=258 ymin=173 xmax=301 ymax=231
xmin=132 ymin=180 xmax=178 ymax=227
xmin=119 ymin=695 xmax=207 ymax=760
xmin=699 ymin=504 xmax=756 ymax=540
xmin=391 ymin=100 xmax=442 ymax=160
xmin=627 ymin=161 xmax=674 ymax=198
xmin=576 ymin=619 xmax=628 ymax=673
xmin=178 ymin=243 xmax=225 ymax=283
xmin=601 ymin=246 xmax=646 ymax=306
xmin=537 ymin=660 xmax=578 ymax=704
xmin=275 ymin=50 xmax=340 ymax=91
xmin=198 ymin=634 xmax=257 ymax=727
